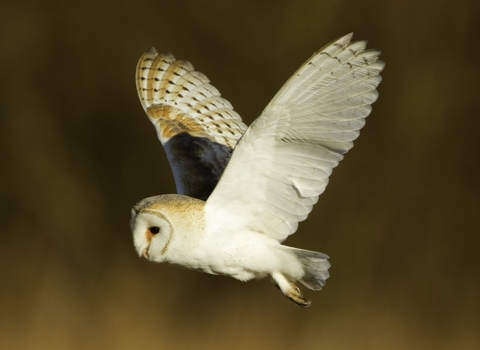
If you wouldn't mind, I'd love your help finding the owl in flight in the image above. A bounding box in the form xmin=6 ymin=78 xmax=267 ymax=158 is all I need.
xmin=131 ymin=33 xmax=384 ymax=307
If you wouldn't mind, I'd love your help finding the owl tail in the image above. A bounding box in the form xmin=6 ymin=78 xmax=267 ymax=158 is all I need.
xmin=271 ymin=247 xmax=330 ymax=307
xmin=288 ymin=247 xmax=331 ymax=291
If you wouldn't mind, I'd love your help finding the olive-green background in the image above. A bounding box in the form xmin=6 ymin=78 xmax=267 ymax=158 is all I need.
xmin=1 ymin=0 xmax=479 ymax=349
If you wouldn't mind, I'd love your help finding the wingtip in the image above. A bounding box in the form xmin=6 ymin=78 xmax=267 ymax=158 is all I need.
xmin=339 ymin=32 xmax=354 ymax=44
xmin=316 ymin=32 xmax=354 ymax=54
xmin=143 ymin=47 xmax=159 ymax=59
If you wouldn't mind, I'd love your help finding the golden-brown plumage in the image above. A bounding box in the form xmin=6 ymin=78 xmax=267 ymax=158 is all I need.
xmin=136 ymin=48 xmax=248 ymax=200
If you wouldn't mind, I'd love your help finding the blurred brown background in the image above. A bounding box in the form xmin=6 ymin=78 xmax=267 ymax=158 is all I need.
xmin=1 ymin=0 xmax=479 ymax=349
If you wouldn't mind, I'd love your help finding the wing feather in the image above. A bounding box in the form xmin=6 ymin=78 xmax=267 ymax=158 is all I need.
xmin=136 ymin=48 xmax=248 ymax=200
xmin=205 ymin=33 xmax=384 ymax=241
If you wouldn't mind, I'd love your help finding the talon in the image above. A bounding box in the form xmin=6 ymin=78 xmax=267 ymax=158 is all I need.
xmin=285 ymin=286 xmax=312 ymax=307
xmin=296 ymin=298 xmax=312 ymax=308
xmin=272 ymin=272 xmax=312 ymax=307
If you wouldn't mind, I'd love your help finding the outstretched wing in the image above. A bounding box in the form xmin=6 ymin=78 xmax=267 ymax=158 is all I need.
xmin=136 ymin=49 xmax=248 ymax=200
xmin=205 ymin=33 xmax=384 ymax=241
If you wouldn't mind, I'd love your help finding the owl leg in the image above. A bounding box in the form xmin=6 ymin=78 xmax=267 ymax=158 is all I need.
xmin=271 ymin=272 xmax=312 ymax=307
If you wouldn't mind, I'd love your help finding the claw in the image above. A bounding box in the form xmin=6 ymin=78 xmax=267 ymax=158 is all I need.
xmin=285 ymin=282 xmax=312 ymax=307
xmin=272 ymin=272 xmax=312 ymax=307
xmin=291 ymin=282 xmax=301 ymax=293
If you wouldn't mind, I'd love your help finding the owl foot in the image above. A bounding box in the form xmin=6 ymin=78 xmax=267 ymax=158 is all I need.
xmin=284 ymin=283 xmax=312 ymax=307
xmin=272 ymin=272 xmax=312 ymax=307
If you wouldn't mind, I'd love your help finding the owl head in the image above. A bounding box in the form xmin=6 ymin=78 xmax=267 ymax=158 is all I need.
xmin=130 ymin=194 xmax=206 ymax=263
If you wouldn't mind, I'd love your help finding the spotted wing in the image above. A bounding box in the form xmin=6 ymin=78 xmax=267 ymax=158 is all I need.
xmin=136 ymin=48 xmax=248 ymax=200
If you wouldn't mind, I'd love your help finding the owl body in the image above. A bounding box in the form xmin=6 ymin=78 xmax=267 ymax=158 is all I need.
xmin=131 ymin=34 xmax=384 ymax=306
xmin=132 ymin=194 xmax=305 ymax=282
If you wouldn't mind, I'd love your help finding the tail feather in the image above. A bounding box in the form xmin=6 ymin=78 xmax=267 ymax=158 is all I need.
xmin=285 ymin=246 xmax=331 ymax=291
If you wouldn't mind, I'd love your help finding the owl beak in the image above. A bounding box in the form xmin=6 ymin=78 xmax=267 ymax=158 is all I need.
xmin=142 ymin=248 xmax=150 ymax=259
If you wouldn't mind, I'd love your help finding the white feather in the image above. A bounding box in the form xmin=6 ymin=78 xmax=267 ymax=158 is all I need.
xmin=206 ymin=33 xmax=384 ymax=242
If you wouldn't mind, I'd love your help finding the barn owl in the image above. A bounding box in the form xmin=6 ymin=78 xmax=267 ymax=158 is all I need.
xmin=131 ymin=33 xmax=384 ymax=307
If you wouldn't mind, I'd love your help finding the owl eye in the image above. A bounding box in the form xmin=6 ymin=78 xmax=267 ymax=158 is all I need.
xmin=149 ymin=226 xmax=160 ymax=234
